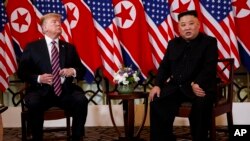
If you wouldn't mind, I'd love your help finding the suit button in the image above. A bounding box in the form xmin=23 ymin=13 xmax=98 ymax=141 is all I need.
xmin=179 ymin=84 xmax=182 ymax=87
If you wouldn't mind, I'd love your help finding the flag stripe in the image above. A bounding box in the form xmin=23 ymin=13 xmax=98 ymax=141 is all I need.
xmin=86 ymin=0 xmax=123 ymax=82
xmin=200 ymin=4 xmax=240 ymax=69
xmin=200 ymin=1 xmax=240 ymax=69
xmin=0 ymin=1 xmax=17 ymax=92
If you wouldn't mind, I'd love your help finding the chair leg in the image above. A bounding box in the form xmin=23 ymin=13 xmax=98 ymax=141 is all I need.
xmin=66 ymin=116 xmax=71 ymax=141
xmin=21 ymin=113 xmax=27 ymax=141
xmin=227 ymin=112 xmax=233 ymax=140
xmin=22 ymin=113 xmax=33 ymax=141
xmin=210 ymin=116 xmax=216 ymax=141
xmin=21 ymin=113 xmax=31 ymax=141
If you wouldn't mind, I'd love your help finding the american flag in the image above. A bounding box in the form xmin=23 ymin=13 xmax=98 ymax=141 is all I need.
xmin=33 ymin=0 xmax=72 ymax=43
xmin=199 ymin=0 xmax=240 ymax=73
xmin=142 ymin=0 xmax=174 ymax=69
xmin=85 ymin=0 xmax=123 ymax=82
xmin=0 ymin=0 xmax=17 ymax=92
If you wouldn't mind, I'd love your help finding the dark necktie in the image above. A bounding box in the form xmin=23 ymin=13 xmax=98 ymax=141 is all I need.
xmin=51 ymin=41 xmax=62 ymax=96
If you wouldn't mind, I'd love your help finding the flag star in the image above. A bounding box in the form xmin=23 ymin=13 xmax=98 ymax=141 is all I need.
xmin=232 ymin=0 xmax=250 ymax=15
xmin=12 ymin=11 xmax=29 ymax=31
xmin=173 ymin=0 xmax=191 ymax=14
xmin=116 ymin=4 xmax=133 ymax=26
xmin=66 ymin=6 xmax=76 ymax=25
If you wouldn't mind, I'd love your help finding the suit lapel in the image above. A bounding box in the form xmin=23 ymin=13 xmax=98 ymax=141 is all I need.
xmin=59 ymin=40 xmax=66 ymax=69
xmin=40 ymin=39 xmax=52 ymax=72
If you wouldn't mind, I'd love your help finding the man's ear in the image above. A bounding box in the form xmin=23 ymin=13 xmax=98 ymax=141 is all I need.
xmin=42 ymin=24 xmax=47 ymax=33
xmin=197 ymin=20 xmax=201 ymax=30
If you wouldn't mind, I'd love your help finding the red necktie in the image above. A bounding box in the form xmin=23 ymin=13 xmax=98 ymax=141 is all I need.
xmin=51 ymin=41 xmax=62 ymax=96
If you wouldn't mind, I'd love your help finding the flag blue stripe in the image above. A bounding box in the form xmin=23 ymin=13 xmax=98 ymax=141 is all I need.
xmin=239 ymin=43 xmax=250 ymax=72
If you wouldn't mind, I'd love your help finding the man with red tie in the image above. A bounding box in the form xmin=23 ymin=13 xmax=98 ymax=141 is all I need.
xmin=17 ymin=13 xmax=88 ymax=141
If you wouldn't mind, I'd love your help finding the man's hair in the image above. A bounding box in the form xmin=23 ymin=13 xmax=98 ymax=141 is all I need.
xmin=178 ymin=10 xmax=198 ymax=21
xmin=40 ymin=13 xmax=62 ymax=26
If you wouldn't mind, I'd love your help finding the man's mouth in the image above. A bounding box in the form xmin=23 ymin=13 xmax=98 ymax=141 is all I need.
xmin=185 ymin=32 xmax=192 ymax=36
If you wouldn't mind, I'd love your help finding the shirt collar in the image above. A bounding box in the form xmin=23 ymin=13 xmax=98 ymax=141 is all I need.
xmin=45 ymin=35 xmax=59 ymax=46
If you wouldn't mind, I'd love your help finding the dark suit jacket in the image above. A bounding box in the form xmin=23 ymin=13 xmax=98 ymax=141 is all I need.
xmin=17 ymin=38 xmax=86 ymax=96
xmin=155 ymin=33 xmax=218 ymax=99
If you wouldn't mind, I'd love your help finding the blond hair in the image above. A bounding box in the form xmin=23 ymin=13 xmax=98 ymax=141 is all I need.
xmin=40 ymin=13 xmax=62 ymax=26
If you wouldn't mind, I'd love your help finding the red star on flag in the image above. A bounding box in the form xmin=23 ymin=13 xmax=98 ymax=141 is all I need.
xmin=66 ymin=6 xmax=77 ymax=25
xmin=116 ymin=4 xmax=133 ymax=26
xmin=172 ymin=0 xmax=191 ymax=14
xmin=12 ymin=11 xmax=28 ymax=31
xmin=232 ymin=0 xmax=250 ymax=15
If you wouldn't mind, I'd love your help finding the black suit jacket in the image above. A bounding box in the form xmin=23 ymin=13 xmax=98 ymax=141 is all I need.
xmin=155 ymin=33 xmax=218 ymax=99
xmin=18 ymin=38 xmax=86 ymax=96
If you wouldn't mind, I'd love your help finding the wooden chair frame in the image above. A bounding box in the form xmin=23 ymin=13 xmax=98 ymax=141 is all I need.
xmin=18 ymin=84 xmax=72 ymax=141
xmin=177 ymin=58 xmax=234 ymax=141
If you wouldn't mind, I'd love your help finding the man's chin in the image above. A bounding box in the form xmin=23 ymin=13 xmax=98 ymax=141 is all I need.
xmin=57 ymin=32 xmax=62 ymax=36
xmin=183 ymin=35 xmax=196 ymax=41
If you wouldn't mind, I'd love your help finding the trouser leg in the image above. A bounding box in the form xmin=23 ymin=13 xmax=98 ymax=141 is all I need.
xmin=60 ymin=91 xmax=88 ymax=141
xmin=150 ymin=94 xmax=181 ymax=141
xmin=25 ymin=93 xmax=47 ymax=141
xmin=189 ymin=96 xmax=213 ymax=141
xmin=28 ymin=110 xmax=43 ymax=141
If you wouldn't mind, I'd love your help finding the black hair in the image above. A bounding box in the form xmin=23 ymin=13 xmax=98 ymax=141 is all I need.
xmin=178 ymin=10 xmax=198 ymax=21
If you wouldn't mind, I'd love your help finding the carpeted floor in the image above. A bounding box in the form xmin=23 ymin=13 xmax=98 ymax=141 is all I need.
xmin=3 ymin=126 xmax=229 ymax=141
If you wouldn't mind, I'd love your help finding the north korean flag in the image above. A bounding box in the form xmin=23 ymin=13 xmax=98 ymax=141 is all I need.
xmin=233 ymin=0 xmax=250 ymax=71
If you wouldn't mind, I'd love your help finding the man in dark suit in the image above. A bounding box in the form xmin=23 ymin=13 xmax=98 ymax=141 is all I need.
xmin=17 ymin=13 xmax=88 ymax=141
xmin=149 ymin=10 xmax=218 ymax=141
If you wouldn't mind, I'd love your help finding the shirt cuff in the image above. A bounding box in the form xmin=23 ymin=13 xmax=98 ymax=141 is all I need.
xmin=37 ymin=75 xmax=41 ymax=83
xmin=72 ymin=68 xmax=76 ymax=77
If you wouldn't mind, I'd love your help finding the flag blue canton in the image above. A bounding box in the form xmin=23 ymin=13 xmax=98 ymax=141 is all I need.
xmin=33 ymin=0 xmax=67 ymax=21
xmin=85 ymin=0 xmax=114 ymax=28
xmin=200 ymin=0 xmax=232 ymax=21
xmin=142 ymin=0 xmax=170 ymax=25
xmin=0 ymin=1 xmax=8 ymax=32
